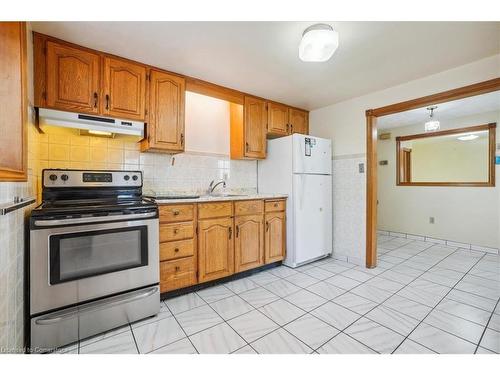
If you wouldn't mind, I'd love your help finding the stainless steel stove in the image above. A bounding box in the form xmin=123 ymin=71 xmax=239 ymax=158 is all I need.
xmin=29 ymin=169 xmax=160 ymax=352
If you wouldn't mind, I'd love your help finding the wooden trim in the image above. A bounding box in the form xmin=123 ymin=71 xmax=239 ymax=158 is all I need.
xmin=34 ymin=31 xmax=309 ymax=112
xmin=0 ymin=22 xmax=28 ymax=182
xmin=186 ymin=77 xmax=244 ymax=105
xmin=366 ymin=78 xmax=500 ymax=268
xmin=365 ymin=112 xmax=377 ymax=268
xmin=396 ymin=123 xmax=495 ymax=142
xmin=369 ymin=78 xmax=500 ymax=117
xmin=395 ymin=123 xmax=496 ymax=187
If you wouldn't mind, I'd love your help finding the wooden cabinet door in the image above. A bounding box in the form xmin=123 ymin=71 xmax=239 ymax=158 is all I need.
xmin=198 ymin=218 xmax=234 ymax=282
xmin=244 ymin=96 xmax=267 ymax=158
xmin=46 ymin=41 xmax=100 ymax=114
xmin=289 ymin=108 xmax=309 ymax=135
xmin=144 ymin=70 xmax=185 ymax=152
xmin=267 ymin=102 xmax=289 ymax=136
xmin=265 ymin=212 xmax=286 ymax=263
xmin=0 ymin=22 xmax=27 ymax=181
xmin=234 ymin=215 xmax=264 ymax=272
xmin=102 ymin=57 xmax=146 ymax=120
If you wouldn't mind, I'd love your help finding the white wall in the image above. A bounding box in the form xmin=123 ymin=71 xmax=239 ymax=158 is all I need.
xmin=378 ymin=111 xmax=500 ymax=249
xmin=309 ymin=54 xmax=500 ymax=263
xmin=185 ymin=91 xmax=230 ymax=155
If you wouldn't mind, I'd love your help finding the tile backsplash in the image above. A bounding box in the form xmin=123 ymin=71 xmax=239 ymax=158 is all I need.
xmin=30 ymin=125 xmax=257 ymax=200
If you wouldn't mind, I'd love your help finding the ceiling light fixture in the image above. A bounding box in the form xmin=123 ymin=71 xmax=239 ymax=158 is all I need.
xmin=424 ymin=106 xmax=440 ymax=132
xmin=457 ymin=134 xmax=479 ymax=141
xmin=299 ymin=23 xmax=339 ymax=62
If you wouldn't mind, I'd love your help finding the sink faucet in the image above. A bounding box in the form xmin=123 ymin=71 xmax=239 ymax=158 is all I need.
xmin=208 ymin=179 xmax=226 ymax=194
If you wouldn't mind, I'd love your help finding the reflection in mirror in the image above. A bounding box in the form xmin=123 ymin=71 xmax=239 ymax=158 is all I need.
xmin=398 ymin=126 xmax=493 ymax=184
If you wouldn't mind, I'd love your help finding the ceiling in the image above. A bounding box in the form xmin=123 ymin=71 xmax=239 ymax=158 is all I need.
xmin=31 ymin=21 xmax=500 ymax=110
xmin=378 ymin=90 xmax=500 ymax=129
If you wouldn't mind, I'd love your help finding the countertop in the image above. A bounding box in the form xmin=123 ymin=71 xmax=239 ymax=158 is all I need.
xmin=151 ymin=193 xmax=288 ymax=204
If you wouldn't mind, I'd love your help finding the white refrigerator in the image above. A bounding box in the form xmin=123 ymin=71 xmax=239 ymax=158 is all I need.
xmin=258 ymin=134 xmax=332 ymax=268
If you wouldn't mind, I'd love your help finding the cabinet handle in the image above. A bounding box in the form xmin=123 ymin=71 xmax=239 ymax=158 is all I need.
xmin=266 ymin=222 xmax=269 ymax=232
xmin=174 ymin=248 xmax=179 ymax=253
xmin=180 ymin=133 xmax=184 ymax=146
xmin=105 ymin=94 xmax=110 ymax=110
xmin=274 ymin=203 xmax=279 ymax=207
xmin=228 ymin=227 xmax=232 ymax=239
xmin=173 ymin=228 xmax=179 ymax=234
xmin=175 ymin=266 xmax=180 ymax=272
xmin=245 ymin=142 xmax=249 ymax=152
xmin=290 ymin=124 xmax=293 ymax=133
xmin=236 ymin=225 xmax=239 ymax=238
xmin=173 ymin=210 xmax=180 ymax=216
xmin=286 ymin=124 xmax=289 ymax=133
xmin=93 ymin=92 xmax=98 ymax=108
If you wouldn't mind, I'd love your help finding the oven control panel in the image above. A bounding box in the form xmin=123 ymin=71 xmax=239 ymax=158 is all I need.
xmin=43 ymin=169 xmax=142 ymax=188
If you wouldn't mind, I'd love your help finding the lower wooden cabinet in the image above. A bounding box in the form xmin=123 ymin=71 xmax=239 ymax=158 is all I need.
xmin=265 ymin=211 xmax=286 ymax=264
xmin=234 ymin=215 xmax=264 ymax=272
xmin=198 ymin=217 xmax=234 ymax=283
xmin=159 ymin=198 xmax=286 ymax=294
xmin=160 ymin=257 xmax=197 ymax=293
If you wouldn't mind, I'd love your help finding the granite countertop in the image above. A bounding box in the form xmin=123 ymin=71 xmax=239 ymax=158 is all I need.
xmin=151 ymin=193 xmax=288 ymax=204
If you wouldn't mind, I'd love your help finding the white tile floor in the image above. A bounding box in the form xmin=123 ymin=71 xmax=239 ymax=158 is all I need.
xmin=53 ymin=235 xmax=500 ymax=354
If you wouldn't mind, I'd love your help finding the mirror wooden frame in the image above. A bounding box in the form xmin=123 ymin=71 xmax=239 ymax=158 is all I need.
xmin=395 ymin=123 xmax=496 ymax=187
xmin=364 ymin=77 xmax=500 ymax=268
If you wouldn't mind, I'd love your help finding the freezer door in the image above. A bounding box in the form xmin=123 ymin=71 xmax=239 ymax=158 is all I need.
xmin=291 ymin=174 xmax=332 ymax=266
xmin=293 ymin=134 xmax=332 ymax=175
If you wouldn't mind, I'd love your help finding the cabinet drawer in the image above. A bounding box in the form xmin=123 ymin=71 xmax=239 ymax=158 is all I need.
xmin=160 ymin=257 xmax=197 ymax=293
xmin=160 ymin=239 xmax=195 ymax=261
xmin=159 ymin=204 xmax=194 ymax=223
xmin=265 ymin=200 xmax=286 ymax=212
xmin=235 ymin=200 xmax=264 ymax=216
xmin=159 ymin=222 xmax=194 ymax=242
xmin=198 ymin=201 xmax=233 ymax=219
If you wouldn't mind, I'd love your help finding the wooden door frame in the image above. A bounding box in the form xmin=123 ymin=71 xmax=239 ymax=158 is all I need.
xmin=365 ymin=77 xmax=500 ymax=268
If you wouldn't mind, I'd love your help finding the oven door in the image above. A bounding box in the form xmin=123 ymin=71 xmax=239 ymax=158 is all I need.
xmin=30 ymin=212 xmax=159 ymax=315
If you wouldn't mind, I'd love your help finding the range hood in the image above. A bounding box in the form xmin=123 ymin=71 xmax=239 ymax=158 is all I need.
xmin=38 ymin=108 xmax=144 ymax=137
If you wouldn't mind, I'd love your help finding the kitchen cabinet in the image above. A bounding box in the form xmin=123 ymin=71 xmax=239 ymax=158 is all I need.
xmin=198 ymin=217 xmax=234 ymax=282
xmin=289 ymin=108 xmax=309 ymax=135
xmin=102 ymin=57 xmax=146 ymax=120
xmin=230 ymin=96 xmax=267 ymax=159
xmin=0 ymin=22 xmax=27 ymax=181
xmin=46 ymin=40 xmax=100 ymax=114
xmin=234 ymin=215 xmax=264 ymax=272
xmin=141 ymin=70 xmax=185 ymax=153
xmin=265 ymin=211 xmax=286 ymax=264
xmin=267 ymin=102 xmax=289 ymax=137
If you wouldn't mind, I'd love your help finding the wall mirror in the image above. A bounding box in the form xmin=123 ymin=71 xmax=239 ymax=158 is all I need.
xmin=396 ymin=123 xmax=496 ymax=186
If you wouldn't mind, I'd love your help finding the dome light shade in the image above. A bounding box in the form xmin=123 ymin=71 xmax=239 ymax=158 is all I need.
xmin=299 ymin=24 xmax=339 ymax=62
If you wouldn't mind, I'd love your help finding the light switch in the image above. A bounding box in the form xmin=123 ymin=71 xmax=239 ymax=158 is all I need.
xmin=358 ymin=163 xmax=365 ymax=173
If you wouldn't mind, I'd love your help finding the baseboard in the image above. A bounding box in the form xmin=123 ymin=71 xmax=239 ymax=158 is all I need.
xmin=377 ymin=230 xmax=499 ymax=255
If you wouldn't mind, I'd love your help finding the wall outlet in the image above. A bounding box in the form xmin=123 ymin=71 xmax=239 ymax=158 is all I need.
xmin=379 ymin=160 xmax=388 ymax=166
xmin=429 ymin=217 xmax=435 ymax=224
xmin=358 ymin=163 xmax=365 ymax=173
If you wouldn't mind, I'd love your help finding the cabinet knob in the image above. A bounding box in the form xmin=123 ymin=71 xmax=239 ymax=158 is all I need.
xmin=274 ymin=203 xmax=278 ymax=207
xmin=175 ymin=266 xmax=180 ymax=272
xmin=173 ymin=210 xmax=180 ymax=216
xmin=173 ymin=228 xmax=179 ymax=234
xmin=174 ymin=248 xmax=179 ymax=253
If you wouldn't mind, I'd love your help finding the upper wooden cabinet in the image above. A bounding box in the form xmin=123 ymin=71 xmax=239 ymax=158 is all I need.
xmin=289 ymin=108 xmax=309 ymax=135
xmin=230 ymin=96 xmax=267 ymax=159
xmin=141 ymin=70 xmax=185 ymax=153
xmin=102 ymin=57 xmax=146 ymax=120
xmin=0 ymin=22 xmax=27 ymax=181
xmin=46 ymin=41 xmax=100 ymax=114
xmin=267 ymin=102 xmax=289 ymax=137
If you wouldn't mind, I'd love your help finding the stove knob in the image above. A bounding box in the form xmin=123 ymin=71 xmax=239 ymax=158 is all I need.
xmin=124 ymin=175 xmax=130 ymax=181
xmin=61 ymin=174 xmax=69 ymax=181
xmin=49 ymin=174 xmax=58 ymax=181
xmin=132 ymin=175 xmax=138 ymax=181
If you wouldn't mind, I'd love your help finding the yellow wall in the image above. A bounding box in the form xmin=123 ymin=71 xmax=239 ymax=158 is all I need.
xmin=29 ymin=125 xmax=141 ymax=201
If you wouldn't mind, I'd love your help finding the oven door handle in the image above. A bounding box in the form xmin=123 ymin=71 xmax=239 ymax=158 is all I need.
xmin=34 ymin=286 xmax=159 ymax=325
xmin=34 ymin=211 xmax=157 ymax=226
